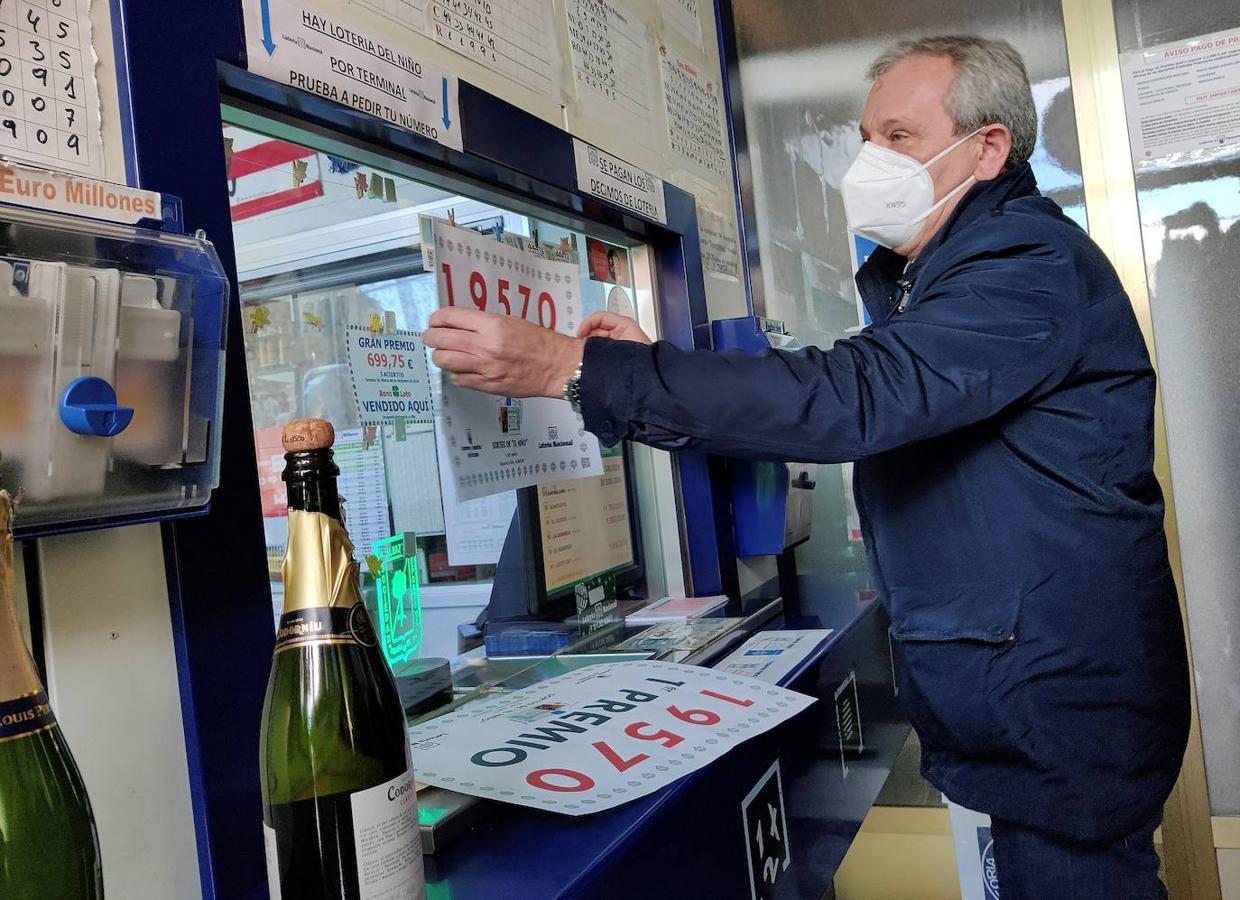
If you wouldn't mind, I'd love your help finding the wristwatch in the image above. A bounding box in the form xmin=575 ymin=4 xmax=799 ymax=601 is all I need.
xmin=562 ymin=364 xmax=584 ymax=416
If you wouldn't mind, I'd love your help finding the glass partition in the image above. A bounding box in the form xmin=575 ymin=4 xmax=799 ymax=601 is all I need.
xmin=1112 ymin=0 xmax=1240 ymax=816
xmin=224 ymin=107 xmax=685 ymax=694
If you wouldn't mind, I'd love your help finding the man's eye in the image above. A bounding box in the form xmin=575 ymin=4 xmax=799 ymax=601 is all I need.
xmin=891 ymin=133 xmax=908 ymax=142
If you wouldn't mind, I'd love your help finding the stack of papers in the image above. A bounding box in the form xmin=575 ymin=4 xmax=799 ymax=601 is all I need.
xmin=624 ymin=594 xmax=728 ymax=626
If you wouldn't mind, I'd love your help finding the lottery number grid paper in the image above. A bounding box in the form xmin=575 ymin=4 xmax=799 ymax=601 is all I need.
xmin=350 ymin=0 xmax=427 ymax=28
xmin=660 ymin=45 xmax=728 ymax=180
xmin=426 ymin=0 xmax=557 ymax=96
xmin=566 ymin=0 xmax=655 ymax=124
xmin=0 ymin=0 xmax=101 ymax=175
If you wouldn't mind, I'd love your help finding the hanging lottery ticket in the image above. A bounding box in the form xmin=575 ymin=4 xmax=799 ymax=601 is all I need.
xmin=431 ymin=218 xmax=602 ymax=501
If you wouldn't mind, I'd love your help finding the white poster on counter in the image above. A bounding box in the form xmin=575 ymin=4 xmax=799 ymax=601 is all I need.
xmin=431 ymin=218 xmax=601 ymax=501
xmin=408 ymin=660 xmax=815 ymax=815
xmin=243 ymin=0 xmax=462 ymax=151
xmin=1120 ymin=27 xmax=1240 ymax=167
xmin=659 ymin=44 xmax=730 ymax=181
xmin=0 ymin=0 xmax=105 ymax=176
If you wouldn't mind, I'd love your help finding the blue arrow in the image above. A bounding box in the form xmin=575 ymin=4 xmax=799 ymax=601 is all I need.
xmin=441 ymin=77 xmax=451 ymax=130
xmin=260 ymin=0 xmax=277 ymax=56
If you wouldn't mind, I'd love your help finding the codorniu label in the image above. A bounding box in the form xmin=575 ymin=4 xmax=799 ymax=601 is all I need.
xmin=245 ymin=0 xmax=463 ymax=152
xmin=572 ymin=139 xmax=668 ymax=224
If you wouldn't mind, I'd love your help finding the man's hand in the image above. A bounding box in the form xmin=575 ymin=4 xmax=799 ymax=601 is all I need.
xmin=577 ymin=311 xmax=653 ymax=344
xmin=423 ymin=307 xmax=584 ymax=399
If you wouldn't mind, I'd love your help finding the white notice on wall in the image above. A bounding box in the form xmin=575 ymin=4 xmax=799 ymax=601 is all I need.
xmin=697 ymin=199 xmax=741 ymax=281
xmin=408 ymin=660 xmax=815 ymax=815
xmin=0 ymin=0 xmax=104 ymax=176
xmin=1120 ymin=27 xmax=1240 ymax=167
xmin=660 ymin=44 xmax=729 ymax=181
xmin=436 ymin=425 xmax=517 ymax=566
xmin=660 ymin=0 xmax=702 ymax=49
xmin=573 ymin=139 xmax=667 ymax=224
xmin=244 ymin=0 xmax=462 ymax=151
xmin=565 ymin=0 xmax=657 ymax=136
xmin=425 ymin=0 xmax=559 ymax=97
xmin=431 ymin=218 xmax=602 ymax=501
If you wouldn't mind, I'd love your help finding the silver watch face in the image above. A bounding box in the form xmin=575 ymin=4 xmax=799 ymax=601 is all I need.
xmin=565 ymin=369 xmax=584 ymax=408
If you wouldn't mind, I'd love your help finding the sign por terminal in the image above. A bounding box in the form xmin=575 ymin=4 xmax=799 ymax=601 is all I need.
xmin=244 ymin=0 xmax=462 ymax=152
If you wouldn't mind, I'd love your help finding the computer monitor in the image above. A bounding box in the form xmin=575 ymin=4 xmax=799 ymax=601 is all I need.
xmin=487 ymin=442 xmax=645 ymax=624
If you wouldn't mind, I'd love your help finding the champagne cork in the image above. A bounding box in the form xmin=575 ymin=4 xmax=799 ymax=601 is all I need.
xmin=282 ymin=419 xmax=335 ymax=453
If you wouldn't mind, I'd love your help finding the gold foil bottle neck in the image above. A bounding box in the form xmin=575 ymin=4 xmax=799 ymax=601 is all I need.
xmin=0 ymin=490 xmax=45 ymax=702
xmin=281 ymin=509 xmax=363 ymax=613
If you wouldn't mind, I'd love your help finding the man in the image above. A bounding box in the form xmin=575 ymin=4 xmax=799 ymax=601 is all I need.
xmin=424 ymin=35 xmax=1189 ymax=897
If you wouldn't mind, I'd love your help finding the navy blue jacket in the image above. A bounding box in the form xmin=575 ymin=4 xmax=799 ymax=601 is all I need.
xmin=579 ymin=164 xmax=1190 ymax=842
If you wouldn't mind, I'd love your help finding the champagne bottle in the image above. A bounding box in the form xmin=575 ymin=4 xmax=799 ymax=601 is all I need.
xmin=0 ymin=487 xmax=104 ymax=898
xmin=261 ymin=419 xmax=425 ymax=900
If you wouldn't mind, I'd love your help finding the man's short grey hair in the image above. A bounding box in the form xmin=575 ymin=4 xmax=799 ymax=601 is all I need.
xmin=868 ymin=35 xmax=1038 ymax=168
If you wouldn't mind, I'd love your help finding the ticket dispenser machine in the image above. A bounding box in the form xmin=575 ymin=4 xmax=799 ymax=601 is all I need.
xmin=0 ymin=190 xmax=230 ymax=534
xmin=710 ymin=316 xmax=817 ymax=558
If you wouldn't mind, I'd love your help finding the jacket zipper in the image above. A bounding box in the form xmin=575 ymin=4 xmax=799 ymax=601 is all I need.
xmin=895 ymin=277 xmax=914 ymax=314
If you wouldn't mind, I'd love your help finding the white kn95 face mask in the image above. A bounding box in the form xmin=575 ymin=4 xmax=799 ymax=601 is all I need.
xmin=840 ymin=129 xmax=983 ymax=250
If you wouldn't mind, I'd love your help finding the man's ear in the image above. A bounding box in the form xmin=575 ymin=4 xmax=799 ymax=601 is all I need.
xmin=974 ymin=125 xmax=1013 ymax=181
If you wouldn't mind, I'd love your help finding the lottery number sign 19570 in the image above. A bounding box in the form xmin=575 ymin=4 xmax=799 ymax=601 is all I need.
xmin=440 ymin=261 xmax=559 ymax=331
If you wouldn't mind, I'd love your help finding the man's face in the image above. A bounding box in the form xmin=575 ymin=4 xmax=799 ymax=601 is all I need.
xmin=858 ymin=53 xmax=984 ymax=256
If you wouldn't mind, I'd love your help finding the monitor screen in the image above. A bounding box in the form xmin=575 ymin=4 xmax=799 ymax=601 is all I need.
xmin=538 ymin=446 xmax=636 ymax=595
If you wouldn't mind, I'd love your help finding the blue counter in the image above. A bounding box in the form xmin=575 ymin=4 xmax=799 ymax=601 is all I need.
xmin=424 ymin=574 xmax=910 ymax=899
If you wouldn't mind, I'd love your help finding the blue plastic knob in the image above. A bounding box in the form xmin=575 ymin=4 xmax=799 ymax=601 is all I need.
xmin=58 ymin=377 xmax=134 ymax=438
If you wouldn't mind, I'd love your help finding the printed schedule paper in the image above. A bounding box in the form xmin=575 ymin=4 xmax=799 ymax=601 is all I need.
xmin=430 ymin=218 xmax=602 ymax=501
xmin=0 ymin=0 xmax=104 ymax=176
xmin=408 ymin=660 xmax=815 ymax=815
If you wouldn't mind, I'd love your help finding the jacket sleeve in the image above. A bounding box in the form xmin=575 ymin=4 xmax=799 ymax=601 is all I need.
xmin=579 ymin=245 xmax=1083 ymax=463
